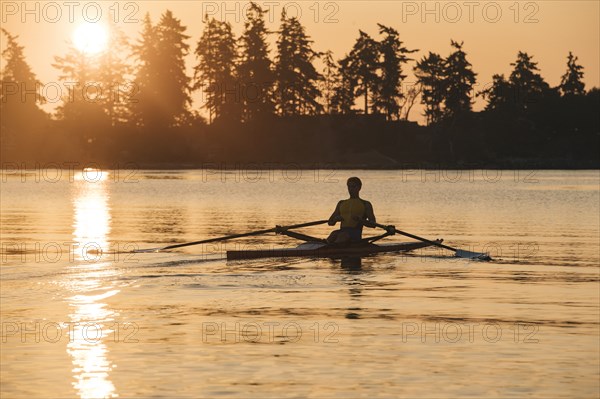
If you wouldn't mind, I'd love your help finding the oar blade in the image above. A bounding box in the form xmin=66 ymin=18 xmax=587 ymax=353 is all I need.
xmin=454 ymin=249 xmax=492 ymax=261
xmin=376 ymin=223 xmax=492 ymax=261
xmin=131 ymin=247 xmax=162 ymax=254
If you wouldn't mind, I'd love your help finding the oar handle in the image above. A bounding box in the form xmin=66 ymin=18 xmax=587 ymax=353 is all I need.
xmin=159 ymin=219 xmax=328 ymax=251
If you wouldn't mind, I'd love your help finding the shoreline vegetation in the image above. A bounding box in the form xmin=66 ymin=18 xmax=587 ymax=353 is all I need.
xmin=1 ymin=4 xmax=599 ymax=169
xmin=3 ymin=112 xmax=598 ymax=169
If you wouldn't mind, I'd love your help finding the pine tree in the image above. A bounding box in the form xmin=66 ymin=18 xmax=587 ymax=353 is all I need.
xmin=237 ymin=2 xmax=275 ymax=121
xmin=131 ymin=11 xmax=192 ymax=130
xmin=131 ymin=13 xmax=161 ymax=129
xmin=373 ymin=24 xmax=417 ymax=120
xmin=97 ymin=20 xmax=132 ymax=126
xmin=274 ymin=10 xmax=323 ymax=116
xmin=443 ymin=40 xmax=476 ymax=118
xmin=342 ymin=31 xmax=379 ymax=115
xmin=1 ymin=29 xmax=44 ymax=106
xmin=559 ymin=52 xmax=585 ymax=96
xmin=414 ymin=52 xmax=446 ymax=125
xmin=321 ymin=50 xmax=339 ymax=114
xmin=480 ymin=74 xmax=514 ymax=111
xmin=509 ymin=51 xmax=549 ymax=111
xmin=194 ymin=16 xmax=238 ymax=122
xmin=52 ymin=37 xmax=109 ymax=141
xmin=330 ymin=57 xmax=355 ymax=115
xmin=156 ymin=10 xmax=192 ymax=126
xmin=1 ymin=28 xmax=47 ymax=140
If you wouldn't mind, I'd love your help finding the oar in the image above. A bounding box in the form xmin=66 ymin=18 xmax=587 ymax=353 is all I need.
xmin=374 ymin=223 xmax=491 ymax=261
xmin=135 ymin=220 xmax=328 ymax=253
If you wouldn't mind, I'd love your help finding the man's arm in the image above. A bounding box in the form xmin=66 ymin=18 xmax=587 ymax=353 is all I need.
xmin=363 ymin=201 xmax=376 ymax=227
xmin=328 ymin=201 xmax=342 ymax=226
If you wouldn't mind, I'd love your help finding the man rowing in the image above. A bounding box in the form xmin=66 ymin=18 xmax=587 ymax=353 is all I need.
xmin=327 ymin=177 xmax=377 ymax=244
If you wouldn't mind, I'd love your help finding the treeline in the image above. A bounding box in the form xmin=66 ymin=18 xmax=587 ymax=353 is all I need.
xmin=1 ymin=3 xmax=598 ymax=168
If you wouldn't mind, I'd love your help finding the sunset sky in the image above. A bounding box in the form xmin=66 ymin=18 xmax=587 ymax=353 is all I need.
xmin=2 ymin=1 xmax=598 ymax=122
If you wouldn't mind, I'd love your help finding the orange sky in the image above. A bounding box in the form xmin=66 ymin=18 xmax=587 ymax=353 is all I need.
xmin=1 ymin=1 xmax=598 ymax=123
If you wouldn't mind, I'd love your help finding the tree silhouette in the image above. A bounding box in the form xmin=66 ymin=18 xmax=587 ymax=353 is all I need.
xmin=156 ymin=10 xmax=192 ymax=126
xmin=560 ymin=52 xmax=585 ymax=96
xmin=274 ymin=10 xmax=323 ymax=116
xmin=52 ymin=37 xmax=110 ymax=148
xmin=237 ymin=2 xmax=275 ymax=121
xmin=414 ymin=52 xmax=446 ymax=125
xmin=194 ymin=16 xmax=238 ymax=123
xmin=4 ymin=10 xmax=599 ymax=168
xmin=131 ymin=14 xmax=161 ymax=129
xmin=131 ymin=11 xmax=192 ymax=131
xmin=399 ymin=82 xmax=422 ymax=120
xmin=373 ymin=24 xmax=417 ymax=120
xmin=330 ymin=57 xmax=355 ymax=115
xmin=97 ymin=20 xmax=132 ymax=126
xmin=508 ymin=51 xmax=550 ymax=111
xmin=342 ymin=31 xmax=379 ymax=115
xmin=480 ymin=74 xmax=514 ymax=112
xmin=1 ymin=28 xmax=47 ymax=143
xmin=321 ymin=50 xmax=339 ymax=114
xmin=443 ymin=40 xmax=476 ymax=119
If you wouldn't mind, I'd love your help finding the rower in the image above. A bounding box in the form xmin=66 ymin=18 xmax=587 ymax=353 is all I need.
xmin=327 ymin=177 xmax=377 ymax=244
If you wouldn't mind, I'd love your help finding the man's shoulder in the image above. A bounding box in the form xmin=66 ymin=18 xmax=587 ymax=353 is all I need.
xmin=361 ymin=199 xmax=373 ymax=207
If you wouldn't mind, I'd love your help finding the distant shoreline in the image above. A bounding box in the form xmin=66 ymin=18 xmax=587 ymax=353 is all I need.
xmin=2 ymin=161 xmax=598 ymax=171
xmin=3 ymin=112 xmax=598 ymax=171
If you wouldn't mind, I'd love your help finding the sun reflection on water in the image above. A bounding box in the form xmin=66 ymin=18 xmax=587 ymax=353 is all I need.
xmin=68 ymin=169 xmax=118 ymax=398
xmin=72 ymin=170 xmax=111 ymax=259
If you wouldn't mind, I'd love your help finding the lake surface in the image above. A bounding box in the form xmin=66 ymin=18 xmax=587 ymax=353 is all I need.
xmin=1 ymin=169 xmax=599 ymax=398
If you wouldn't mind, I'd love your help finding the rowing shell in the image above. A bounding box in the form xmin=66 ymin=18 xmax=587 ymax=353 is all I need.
xmin=226 ymin=240 xmax=442 ymax=260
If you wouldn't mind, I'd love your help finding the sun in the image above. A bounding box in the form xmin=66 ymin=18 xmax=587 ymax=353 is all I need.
xmin=72 ymin=23 xmax=108 ymax=55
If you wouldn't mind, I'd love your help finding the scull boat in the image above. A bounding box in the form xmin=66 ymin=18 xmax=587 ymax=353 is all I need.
xmin=137 ymin=219 xmax=490 ymax=261
xmin=226 ymin=240 xmax=442 ymax=260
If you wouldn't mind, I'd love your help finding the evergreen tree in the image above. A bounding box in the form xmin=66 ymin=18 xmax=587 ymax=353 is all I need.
xmin=330 ymin=57 xmax=355 ymax=115
xmin=443 ymin=40 xmax=476 ymax=118
xmin=131 ymin=13 xmax=161 ymax=128
xmin=194 ymin=16 xmax=238 ymax=122
xmin=1 ymin=29 xmax=44 ymax=107
xmin=131 ymin=11 xmax=192 ymax=130
xmin=480 ymin=73 xmax=514 ymax=111
xmin=52 ymin=38 xmax=109 ymax=143
xmin=97 ymin=20 xmax=132 ymax=126
xmin=342 ymin=30 xmax=379 ymax=115
xmin=414 ymin=52 xmax=446 ymax=125
xmin=1 ymin=29 xmax=47 ymax=141
xmin=274 ymin=10 xmax=323 ymax=116
xmin=373 ymin=24 xmax=417 ymax=120
xmin=508 ymin=51 xmax=549 ymax=111
xmin=559 ymin=51 xmax=585 ymax=96
xmin=156 ymin=10 xmax=192 ymax=126
xmin=237 ymin=2 xmax=274 ymax=121
xmin=321 ymin=50 xmax=339 ymax=114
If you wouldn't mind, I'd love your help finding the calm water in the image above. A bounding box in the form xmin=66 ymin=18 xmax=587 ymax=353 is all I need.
xmin=1 ymin=169 xmax=599 ymax=398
